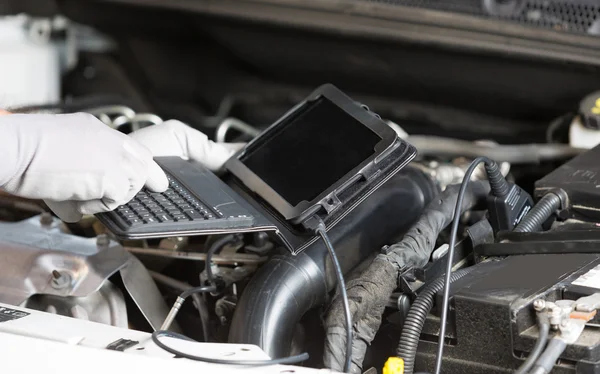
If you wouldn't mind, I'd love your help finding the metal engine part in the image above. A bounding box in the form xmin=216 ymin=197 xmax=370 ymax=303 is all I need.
xmin=0 ymin=214 xmax=130 ymax=306
xmin=0 ymin=214 xmax=174 ymax=329
xmin=23 ymin=281 xmax=128 ymax=328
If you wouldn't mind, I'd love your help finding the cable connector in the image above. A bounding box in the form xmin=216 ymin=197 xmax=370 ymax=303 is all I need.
xmin=485 ymin=160 xmax=534 ymax=233
xmin=161 ymin=296 xmax=185 ymax=331
xmin=302 ymin=215 xmax=326 ymax=234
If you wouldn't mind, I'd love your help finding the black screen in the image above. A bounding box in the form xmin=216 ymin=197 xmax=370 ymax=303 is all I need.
xmin=240 ymin=97 xmax=381 ymax=206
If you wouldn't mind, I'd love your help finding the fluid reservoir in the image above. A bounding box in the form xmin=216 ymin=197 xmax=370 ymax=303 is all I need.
xmin=569 ymin=91 xmax=600 ymax=149
xmin=0 ymin=15 xmax=62 ymax=108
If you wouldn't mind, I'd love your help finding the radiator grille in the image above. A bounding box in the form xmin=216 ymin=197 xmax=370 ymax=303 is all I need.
xmin=367 ymin=0 xmax=600 ymax=35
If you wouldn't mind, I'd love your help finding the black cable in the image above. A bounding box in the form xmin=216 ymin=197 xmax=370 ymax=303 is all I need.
xmin=528 ymin=338 xmax=567 ymax=374
xmin=149 ymin=271 xmax=212 ymax=342
xmin=155 ymin=245 xmax=311 ymax=366
xmin=151 ymin=330 xmax=310 ymax=365
xmin=180 ymin=285 xmax=217 ymax=299
xmin=514 ymin=319 xmax=550 ymax=374
xmin=433 ymin=156 xmax=493 ymax=374
xmin=316 ymin=225 xmax=352 ymax=373
xmin=205 ymin=235 xmax=236 ymax=286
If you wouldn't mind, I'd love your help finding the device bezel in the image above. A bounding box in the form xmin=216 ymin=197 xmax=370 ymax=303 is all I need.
xmin=224 ymin=83 xmax=399 ymax=223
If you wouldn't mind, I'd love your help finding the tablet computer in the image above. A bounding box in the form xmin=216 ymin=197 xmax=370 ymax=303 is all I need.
xmin=225 ymin=84 xmax=414 ymax=224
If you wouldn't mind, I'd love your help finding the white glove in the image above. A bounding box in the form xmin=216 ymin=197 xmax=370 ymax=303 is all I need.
xmin=0 ymin=113 xmax=168 ymax=222
xmin=129 ymin=119 xmax=244 ymax=171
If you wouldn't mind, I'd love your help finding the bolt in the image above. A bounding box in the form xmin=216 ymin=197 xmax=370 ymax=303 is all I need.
xmin=533 ymin=299 xmax=546 ymax=312
xmin=40 ymin=212 xmax=53 ymax=226
xmin=96 ymin=234 xmax=109 ymax=247
xmin=219 ymin=316 xmax=227 ymax=325
xmin=50 ymin=270 xmax=71 ymax=289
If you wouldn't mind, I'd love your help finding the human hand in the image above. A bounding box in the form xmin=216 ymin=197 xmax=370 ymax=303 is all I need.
xmin=0 ymin=113 xmax=168 ymax=222
xmin=129 ymin=119 xmax=244 ymax=171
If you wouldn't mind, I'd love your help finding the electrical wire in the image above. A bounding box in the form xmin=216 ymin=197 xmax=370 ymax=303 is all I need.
xmin=205 ymin=234 xmax=236 ymax=286
xmin=151 ymin=330 xmax=309 ymax=365
xmin=154 ymin=236 xmax=311 ymax=366
xmin=514 ymin=318 xmax=550 ymax=374
xmin=316 ymin=226 xmax=353 ymax=373
xmin=149 ymin=271 xmax=212 ymax=342
xmin=180 ymin=285 xmax=217 ymax=299
xmin=433 ymin=156 xmax=492 ymax=374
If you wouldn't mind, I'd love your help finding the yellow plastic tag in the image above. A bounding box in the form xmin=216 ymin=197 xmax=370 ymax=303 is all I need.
xmin=383 ymin=357 xmax=405 ymax=374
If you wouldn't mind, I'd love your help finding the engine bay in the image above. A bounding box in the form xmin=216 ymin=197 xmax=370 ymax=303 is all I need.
xmin=3 ymin=1 xmax=600 ymax=373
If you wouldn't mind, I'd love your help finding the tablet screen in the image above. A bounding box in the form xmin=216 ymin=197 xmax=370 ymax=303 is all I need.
xmin=240 ymin=97 xmax=381 ymax=206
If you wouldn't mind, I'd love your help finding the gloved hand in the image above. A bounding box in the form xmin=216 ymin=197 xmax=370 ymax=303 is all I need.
xmin=129 ymin=119 xmax=244 ymax=171
xmin=0 ymin=113 xmax=168 ymax=222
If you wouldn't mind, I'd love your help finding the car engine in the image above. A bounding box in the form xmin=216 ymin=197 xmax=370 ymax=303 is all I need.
xmin=3 ymin=1 xmax=600 ymax=373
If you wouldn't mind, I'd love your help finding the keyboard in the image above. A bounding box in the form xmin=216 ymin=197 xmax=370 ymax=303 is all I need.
xmin=95 ymin=157 xmax=263 ymax=239
xmin=101 ymin=175 xmax=253 ymax=232
xmin=115 ymin=176 xmax=228 ymax=226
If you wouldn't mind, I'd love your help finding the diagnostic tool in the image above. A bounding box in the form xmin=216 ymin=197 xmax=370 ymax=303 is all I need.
xmin=96 ymin=84 xmax=417 ymax=253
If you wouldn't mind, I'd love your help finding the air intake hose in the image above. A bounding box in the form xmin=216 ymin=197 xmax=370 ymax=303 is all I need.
xmin=228 ymin=168 xmax=437 ymax=358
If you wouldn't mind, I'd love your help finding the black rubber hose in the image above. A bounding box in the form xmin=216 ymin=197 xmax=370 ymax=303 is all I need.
xmin=514 ymin=319 xmax=550 ymax=374
xmin=513 ymin=193 xmax=562 ymax=233
xmin=397 ymin=267 xmax=475 ymax=374
xmin=229 ymin=168 xmax=438 ymax=359
xmin=528 ymin=338 xmax=567 ymax=374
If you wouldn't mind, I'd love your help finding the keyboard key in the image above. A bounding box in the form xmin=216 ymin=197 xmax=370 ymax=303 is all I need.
xmin=157 ymin=214 xmax=174 ymax=222
xmin=205 ymin=213 xmax=215 ymax=219
xmin=138 ymin=212 xmax=153 ymax=219
xmin=178 ymin=204 xmax=192 ymax=210
xmin=143 ymin=217 xmax=158 ymax=224
xmin=125 ymin=218 xmax=143 ymax=226
xmin=183 ymin=209 xmax=204 ymax=219
xmin=172 ymin=214 xmax=189 ymax=222
xmin=160 ymin=202 xmax=175 ymax=209
xmin=122 ymin=212 xmax=138 ymax=220
xmin=132 ymin=207 xmax=149 ymax=215
xmin=117 ymin=209 xmax=133 ymax=216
